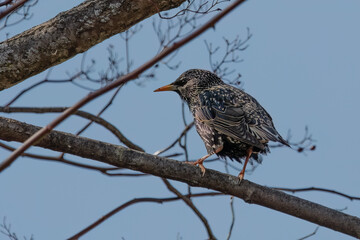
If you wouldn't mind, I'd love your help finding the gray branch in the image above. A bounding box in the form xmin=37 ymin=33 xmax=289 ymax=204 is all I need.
xmin=0 ymin=116 xmax=359 ymax=239
xmin=0 ymin=0 xmax=185 ymax=91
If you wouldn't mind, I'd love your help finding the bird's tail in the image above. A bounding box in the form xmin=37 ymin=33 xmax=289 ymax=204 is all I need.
xmin=278 ymin=134 xmax=291 ymax=148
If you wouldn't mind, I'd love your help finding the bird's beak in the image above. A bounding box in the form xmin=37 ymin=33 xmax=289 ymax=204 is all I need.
xmin=154 ymin=84 xmax=177 ymax=92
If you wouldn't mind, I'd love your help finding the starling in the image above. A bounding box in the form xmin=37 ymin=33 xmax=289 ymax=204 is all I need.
xmin=154 ymin=69 xmax=290 ymax=180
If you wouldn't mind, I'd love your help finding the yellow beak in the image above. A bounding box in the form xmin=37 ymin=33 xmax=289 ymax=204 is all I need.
xmin=154 ymin=84 xmax=177 ymax=92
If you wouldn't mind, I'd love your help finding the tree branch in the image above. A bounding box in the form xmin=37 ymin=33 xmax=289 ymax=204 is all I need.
xmin=272 ymin=187 xmax=360 ymax=201
xmin=0 ymin=141 xmax=148 ymax=177
xmin=226 ymin=197 xmax=235 ymax=240
xmin=0 ymin=116 xmax=359 ymax=238
xmin=0 ymin=106 xmax=144 ymax=151
xmin=68 ymin=192 xmax=223 ymax=240
xmin=154 ymin=121 xmax=194 ymax=156
xmin=162 ymin=178 xmax=216 ymax=239
xmin=0 ymin=0 xmax=186 ymax=90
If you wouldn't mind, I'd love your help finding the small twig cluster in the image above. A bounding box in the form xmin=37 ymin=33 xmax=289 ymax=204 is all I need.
xmin=152 ymin=0 xmax=230 ymax=70
xmin=0 ymin=217 xmax=33 ymax=240
xmin=0 ymin=0 xmax=38 ymax=33
xmin=205 ymin=29 xmax=252 ymax=85
xmin=158 ymin=0 xmax=229 ymax=20
xmin=270 ymin=126 xmax=316 ymax=154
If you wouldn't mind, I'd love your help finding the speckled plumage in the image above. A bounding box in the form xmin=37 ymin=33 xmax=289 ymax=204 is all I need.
xmin=155 ymin=69 xmax=289 ymax=178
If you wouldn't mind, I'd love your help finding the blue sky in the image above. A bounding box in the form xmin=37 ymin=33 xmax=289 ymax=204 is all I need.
xmin=1 ymin=0 xmax=360 ymax=239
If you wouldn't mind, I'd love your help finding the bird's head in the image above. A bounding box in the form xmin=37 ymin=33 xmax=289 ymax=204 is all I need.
xmin=154 ymin=69 xmax=224 ymax=102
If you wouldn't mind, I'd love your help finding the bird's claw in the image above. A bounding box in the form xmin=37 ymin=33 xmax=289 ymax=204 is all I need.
xmin=198 ymin=163 xmax=206 ymax=176
xmin=187 ymin=160 xmax=206 ymax=176
xmin=237 ymin=172 xmax=244 ymax=184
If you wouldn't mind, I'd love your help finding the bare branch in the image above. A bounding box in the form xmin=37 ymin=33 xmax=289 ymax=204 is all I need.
xmin=158 ymin=0 xmax=227 ymax=20
xmin=0 ymin=0 xmax=247 ymax=172
xmin=3 ymin=69 xmax=93 ymax=107
xmin=273 ymin=187 xmax=360 ymax=201
xmin=152 ymin=0 xmax=231 ymax=71
xmin=0 ymin=0 xmax=12 ymax=7
xmin=154 ymin=121 xmax=194 ymax=156
xmin=0 ymin=0 xmax=37 ymax=32
xmin=298 ymin=226 xmax=320 ymax=240
xmin=0 ymin=217 xmax=33 ymax=240
xmin=68 ymin=192 xmax=223 ymax=240
xmin=0 ymin=106 xmax=144 ymax=152
xmin=0 ymin=0 xmax=30 ymax=20
xmin=56 ymin=84 xmax=125 ymax=162
xmin=1 ymin=116 xmax=360 ymax=239
xmin=270 ymin=126 xmax=316 ymax=153
xmin=226 ymin=197 xmax=235 ymax=240
xmin=179 ymin=102 xmax=190 ymax=161
xmin=72 ymin=85 xmax=123 ymax=138
xmin=0 ymin=141 xmax=147 ymax=177
xmin=206 ymin=29 xmax=252 ymax=83
xmin=162 ymin=178 xmax=216 ymax=239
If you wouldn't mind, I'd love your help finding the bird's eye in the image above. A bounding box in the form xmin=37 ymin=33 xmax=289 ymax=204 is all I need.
xmin=173 ymin=78 xmax=187 ymax=87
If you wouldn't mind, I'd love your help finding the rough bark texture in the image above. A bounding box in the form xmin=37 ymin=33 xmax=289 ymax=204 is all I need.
xmin=0 ymin=116 xmax=360 ymax=238
xmin=0 ymin=0 xmax=185 ymax=91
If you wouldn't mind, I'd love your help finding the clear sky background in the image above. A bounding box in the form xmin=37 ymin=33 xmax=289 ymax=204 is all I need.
xmin=1 ymin=0 xmax=360 ymax=239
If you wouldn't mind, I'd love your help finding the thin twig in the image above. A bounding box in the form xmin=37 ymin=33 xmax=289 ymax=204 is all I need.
xmin=74 ymin=86 xmax=122 ymax=137
xmin=179 ymin=101 xmax=190 ymax=161
xmin=206 ymin=30 xmax=252 ymax=82
xmin=68 ymin=192 xmax=224 ymax=240
xmin=226 ymin=197 xmax=235 ymax=240
xmin=153 ymin=121 xmax=194 ymax=156
xmin=0 ymin=141 xmax=147 ymax=177
xmin=0 ymin=217 xmax=34 ymax=240
xmin=269 ymin=126 xmax=316 ymax=154
xmin=0 ymin=0 xmax=12 ymax=7
xmin=157 ymin=0 xmax=226 ymax=19
xmin=298 ymin=226 xmax=320 ymax=240
xmin=57 ymin=85 xmax=124 ymax=163
xmin=0 ymin=106 xmax=143 ymax=152
xmin=4 ymin=71 xmax=84 ymax=107
xmin=162 ymin=178 xmax=216 ymax=239
xmin=0 ymin=0 xmax=30 ymax=20
xmin=273 ymin=187 xmax=360 ymax=201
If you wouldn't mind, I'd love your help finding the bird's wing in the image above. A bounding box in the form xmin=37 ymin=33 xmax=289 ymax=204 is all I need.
xmin=193 ymin=105 xmax=264 ymax=149
xmin=194 ymin=87 xmax=289 ymax=148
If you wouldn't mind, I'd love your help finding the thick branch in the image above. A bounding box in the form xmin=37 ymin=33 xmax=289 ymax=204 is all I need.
xmin=0 ymin=116 xmax=359 ymax=238
xmin=0 ymin=0 xmax=185 ymax=90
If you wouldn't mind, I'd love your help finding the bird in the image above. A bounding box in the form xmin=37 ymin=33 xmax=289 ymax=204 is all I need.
xmin=154 ymin=69 xmax=290 ymax=180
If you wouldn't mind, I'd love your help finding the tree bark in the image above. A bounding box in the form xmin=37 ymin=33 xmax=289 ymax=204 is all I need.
xmin=0 ymin=0 xmax=185 ymax=91
xmin=0 ymin=116 xmax=359 ymax=238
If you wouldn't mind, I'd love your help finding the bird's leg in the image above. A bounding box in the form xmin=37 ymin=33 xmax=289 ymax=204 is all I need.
xmin=191 ymin=146 xmax=223 ymax=176
xmin=238 ymin=147 xmax=252 ymax=181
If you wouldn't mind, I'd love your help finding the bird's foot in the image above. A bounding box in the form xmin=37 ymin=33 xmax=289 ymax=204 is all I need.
xmin=237 ymin=171 xmax=245 ymax=184
xmin=188 ymin=160 xmax=206 ymax=176
xmin=187 ymin=152 xmax=213 ymax=177
xmin=197 ymin=162 xmax=206 ymax=176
